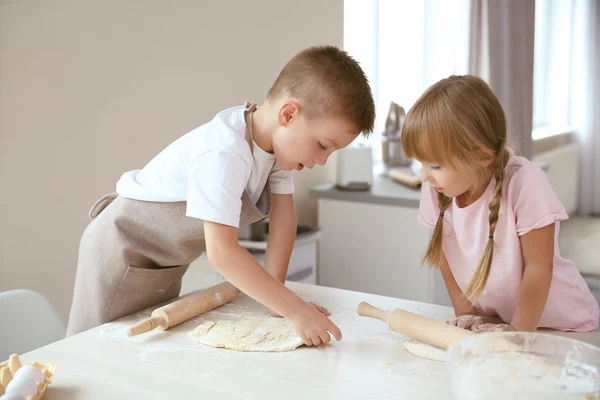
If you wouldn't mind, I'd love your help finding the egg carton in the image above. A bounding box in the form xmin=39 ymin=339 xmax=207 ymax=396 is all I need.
xmin=0 ymin=354 xmax=56 ymax=400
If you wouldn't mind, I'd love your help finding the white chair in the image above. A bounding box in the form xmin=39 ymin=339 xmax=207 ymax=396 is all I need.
xmin=0 ymin=290 xmax=66 ymax=361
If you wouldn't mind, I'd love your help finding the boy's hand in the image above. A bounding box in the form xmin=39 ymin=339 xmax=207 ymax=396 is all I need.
xmin=310 ymin=302 xmax=330 ymax=316
xmin=268 ymin=301 xmax=330 ymax=317
xmin=286 ymin=302 xmax=342 ymax=347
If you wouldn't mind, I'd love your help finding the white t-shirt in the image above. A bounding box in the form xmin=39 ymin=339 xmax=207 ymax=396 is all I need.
xmin=116 ymin=106 xmax=294 ymax=227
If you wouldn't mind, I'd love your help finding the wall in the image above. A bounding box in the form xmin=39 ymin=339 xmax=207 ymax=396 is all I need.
xmin=0 ymin=0 xmax=344 ymax=320
xmin=533 ymin=142 xmax=581 ymax=216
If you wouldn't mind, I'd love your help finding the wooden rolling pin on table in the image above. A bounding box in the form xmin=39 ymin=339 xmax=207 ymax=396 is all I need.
xmin=127 ymin=281 xmax=240 ymax=336
xmin=357 ymin=301 xmax=474 ymax=349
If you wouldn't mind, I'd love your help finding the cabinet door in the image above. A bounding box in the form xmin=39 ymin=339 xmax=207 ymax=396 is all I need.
xmin=317 ymin=199 xmax=449 ymax=305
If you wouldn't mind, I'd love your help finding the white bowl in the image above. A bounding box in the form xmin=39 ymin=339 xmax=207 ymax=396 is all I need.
xmin=447 ymin=332 xmax=600 ymax=400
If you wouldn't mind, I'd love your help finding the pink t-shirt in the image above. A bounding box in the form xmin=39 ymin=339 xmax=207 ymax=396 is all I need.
xmin=418 ymin=150 xmax=599 ymax=332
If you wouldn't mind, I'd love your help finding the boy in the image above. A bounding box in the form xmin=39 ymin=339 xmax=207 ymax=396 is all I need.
xmin=67 ymin=45 xmax=375 ymax=346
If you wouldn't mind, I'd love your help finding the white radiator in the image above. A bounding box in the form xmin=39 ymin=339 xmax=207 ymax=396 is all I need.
xmin=533 ymin=143 xmax=580 ymax=215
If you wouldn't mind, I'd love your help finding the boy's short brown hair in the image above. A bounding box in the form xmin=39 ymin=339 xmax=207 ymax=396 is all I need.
xmin=267 ymin=45 xmax=375 ymax=138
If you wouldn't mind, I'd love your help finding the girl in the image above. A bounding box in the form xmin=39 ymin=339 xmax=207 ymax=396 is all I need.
xmin=402 ymin=75 xmax=599 ymax=332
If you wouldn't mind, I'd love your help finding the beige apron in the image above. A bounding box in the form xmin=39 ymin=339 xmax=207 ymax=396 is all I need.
xmin=67 ymin=103 xmax=274 ymax=336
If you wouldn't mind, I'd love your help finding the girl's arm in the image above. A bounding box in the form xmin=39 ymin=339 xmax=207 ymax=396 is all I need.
xmin=511 ymin=223 xmax=555 ymax=331
xmin=439 ymin=252 xmax=477 ymax=317
xmin=440 ymin=250 xmax=505 ymax=329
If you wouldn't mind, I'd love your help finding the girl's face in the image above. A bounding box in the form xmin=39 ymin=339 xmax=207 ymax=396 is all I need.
xmin=420 ymin=161 xmax=485 ymax=205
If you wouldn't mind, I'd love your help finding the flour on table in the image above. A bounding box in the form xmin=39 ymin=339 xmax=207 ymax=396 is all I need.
xmin=404 ymin=340 xmax=446 ymax=362
xmin=189 ymin=317 xmax=303 ymax=352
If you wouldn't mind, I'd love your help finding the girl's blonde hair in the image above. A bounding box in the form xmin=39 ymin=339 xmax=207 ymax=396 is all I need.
xmin=401 ymin=75 xmax=510 ymax=301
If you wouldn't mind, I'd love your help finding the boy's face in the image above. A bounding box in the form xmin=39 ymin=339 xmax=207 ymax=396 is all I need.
xmin=272 ymin=103 xmax=359 ymax=171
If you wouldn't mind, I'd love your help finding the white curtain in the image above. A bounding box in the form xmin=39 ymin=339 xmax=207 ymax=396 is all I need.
xmin=572 ymin=0 xmax=600 ymax=215
xmin=468 ymin=0 xmax=536 ymax=159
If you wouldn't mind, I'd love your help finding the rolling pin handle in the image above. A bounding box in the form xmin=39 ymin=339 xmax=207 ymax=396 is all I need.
xmin=126 ymin=316 xmax=166 ymax=337
xmin=357 ymin=301 xmax=368 ymax=316
xmin=357 ymin=301 xmax=389 ymax=322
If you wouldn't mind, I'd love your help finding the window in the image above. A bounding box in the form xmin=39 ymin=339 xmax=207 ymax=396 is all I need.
xmin=344 ymin=0 xmax=470 ymax=159
xmin=346 ymin=0 xmax=582 ymax=148
xmin=532 ymin=0 xmax=581 ymax=139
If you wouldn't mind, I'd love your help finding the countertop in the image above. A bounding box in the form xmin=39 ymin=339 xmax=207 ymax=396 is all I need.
xmin=310 ymin=161 xmax=550 ymax=208
xmin=311 ymin=174 xmax=421 ymax=208
xmin=16 ymin=282 xmax=599 ymax=399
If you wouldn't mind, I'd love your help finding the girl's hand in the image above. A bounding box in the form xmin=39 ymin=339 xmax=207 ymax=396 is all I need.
xmin=474 ymin=323 xmax=516 ymax=333
xmin=448 ymin=314 xmax=486 ymax=330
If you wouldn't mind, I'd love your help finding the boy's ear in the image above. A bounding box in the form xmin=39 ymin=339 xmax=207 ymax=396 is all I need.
xmin=277 ymin=101 xmax=301 ymax=127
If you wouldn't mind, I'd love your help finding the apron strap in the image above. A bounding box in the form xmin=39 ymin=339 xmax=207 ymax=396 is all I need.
xmin=89 ymin=193 xmax=118 ymax=218
xmin=244 ymin=101 xmax=258 ymax=154
xmin=243 ymin=101 xmax=278 ymax=172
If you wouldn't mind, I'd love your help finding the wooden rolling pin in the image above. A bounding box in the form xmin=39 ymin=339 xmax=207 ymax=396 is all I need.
xmin=127 ymin=281 xmax=239 ymax=337
xmin=387 ymin=168 xmax=421 ymax=189
xmin=357 ymin=302 xmax=475 ymax=349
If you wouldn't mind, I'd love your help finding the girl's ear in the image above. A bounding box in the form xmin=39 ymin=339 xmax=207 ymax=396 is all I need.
xmin=478 ymin=148 xmax=495 ymax=168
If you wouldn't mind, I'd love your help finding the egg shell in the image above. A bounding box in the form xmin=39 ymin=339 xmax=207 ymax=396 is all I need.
xmin=0 ymin=393 xmax=26 ymax=399
xmin=12 ymin=367 xmax=43 ymax=386
xmin=4 ymin=371 xmax=38 ymax=399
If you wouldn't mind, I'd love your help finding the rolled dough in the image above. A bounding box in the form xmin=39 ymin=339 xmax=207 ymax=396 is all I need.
xmin=189 ymin=317 xmax=304 ymax=352
xmin=403 ymin=335 xmax=526 ymax=363
xmin=404 ymin=340 xmax=446 ymax=362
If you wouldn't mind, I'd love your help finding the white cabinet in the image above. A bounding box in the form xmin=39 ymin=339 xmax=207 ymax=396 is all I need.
xmin=238 ymin=229 xmax=320 ymax=285
xmin=182 ymin=228 xmax=320 ymax=296
xmin=316 ymin=198 xmax=452 ymax=307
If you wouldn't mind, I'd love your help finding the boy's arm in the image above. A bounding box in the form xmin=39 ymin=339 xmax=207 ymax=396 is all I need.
xmin=511 ymin=223 xmax=554 ymax=331
xmin=262 ymin=194 xmax=330 ymax=316
xmin=204 ymin=220 xmax=300 ymax=316
xmin=264 ymin=193 xmax=296 ymax=284
xmin=203 ymin=220 xmax=342 ymax=345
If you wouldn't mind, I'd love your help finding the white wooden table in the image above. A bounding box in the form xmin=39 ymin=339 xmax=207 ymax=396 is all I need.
xmin=17 ymin=283 xmax=600 ymax=399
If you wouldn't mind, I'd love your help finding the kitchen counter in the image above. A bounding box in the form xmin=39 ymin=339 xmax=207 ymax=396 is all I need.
xmin=16 ymin=282 xmax=599 ymax=399
xmin=311 ymin=174 xmax=421 ymax=208
xmin=311 ymin=161 xmax=550 ymax=209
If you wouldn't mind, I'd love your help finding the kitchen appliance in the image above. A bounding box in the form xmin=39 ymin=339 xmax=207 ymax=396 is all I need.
xmin=381 ymin=101 xmax=412 ymax=169
xmin=334 ymin=143 xmax=373 ymax=191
